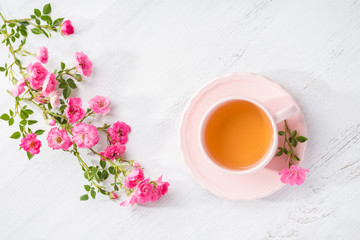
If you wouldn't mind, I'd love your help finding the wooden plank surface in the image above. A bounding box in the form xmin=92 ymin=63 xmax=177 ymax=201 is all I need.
xmin=0 ymin=0 xmax=359 ymax=239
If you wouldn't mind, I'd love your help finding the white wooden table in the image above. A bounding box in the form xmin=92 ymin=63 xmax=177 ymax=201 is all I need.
xmin=0 ymin=0 xmax=359 ymax=239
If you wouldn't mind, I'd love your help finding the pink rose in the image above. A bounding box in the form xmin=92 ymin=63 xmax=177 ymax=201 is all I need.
xmin=155 ymin=175 xmax=170 ymax=196
xmin=75 ymin=52 xmax=92 ymax=77
xmin=107 ymin=121 xmax=131 ymax=145
xmin=109 ymin=192 xmax=118 ymax=200
xmin=124 ymin=168 xmax=144 ymax=189
xmin=49 ymin=91 xmax=60 ymax=108
xmin=11 ymin=79 xmax=26 ymax=97
xmin=133 ymin=178 xmax=155 ymax=204
xmin=133 ymin=161 xmax=141 ymax=168
xmin=47 ymin=127 xmax=73 ymax=151
xmin=100 ymin=143 xmax=126 ymax=161
xmin=36 ymin=46 xmax=48 ymax=64
xmin=88 ymin=95 xmax=110 ymax=115
xmin=278 ymin=165 xmax=309 ymax=185
xmin=48 ymin=119 xmax=56 ymax=126
xmin=27 ymin=62 xmax=48 ymax=90
xmin=42 ymin=73 xmax=57 ymax=97
xmin=19 ymin=133 xmax=41 ymax=155
xmin=72 ymin=123 xmax=99 ymax=149
xmin=61 ymin=20 xmax=74 ymax=36
xmin=120 ymin=193 xmax=138 ymax=206
xmin=65 ymin=98 xmax=85 ymax=124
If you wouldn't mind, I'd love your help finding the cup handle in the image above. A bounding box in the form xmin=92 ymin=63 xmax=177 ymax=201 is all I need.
xmin=273 ymin=105 xmax=298 ymax=123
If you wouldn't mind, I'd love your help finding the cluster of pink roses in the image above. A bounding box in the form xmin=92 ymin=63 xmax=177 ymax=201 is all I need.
xmin=120 ymin=166 xmax=170 ymax=206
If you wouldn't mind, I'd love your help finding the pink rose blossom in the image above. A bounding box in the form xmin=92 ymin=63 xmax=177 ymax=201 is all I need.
xmin=133 ymin=178 xmax=155 ymax=204
xmin=88 ymin=96 xmax=110 ymax=115
xmin=48 ymin=119 xmax=56 ymax=126
xmin=156 ymin=175 xmax=170 ymax=196
xmin=11 ymin=79 xmax=26 ymax=97
xmin=49 ymin=91 xmax=60 ymax=108
xmin=42 ymin=73 xmax=57 ymax=97
xmin=61 ymin=20 xmax=74 ymax=36
xmin=47 ymin=127 xmax=73 ymax=151
xmin=124 ymin=168 xmax=144 ymax=189
xmin=27 ymin=62 xmax=48 ymax=90
xmin=19 ymin=133 xmax=41 ymax=155
xmin=72 ymin=123 xmax=99 ymax=148
xmin=120 ymin=179 xmax=155 ymax=206
xmin=100 ymin=143 xmax=126 ymax=161
xmin=75 ymin=52 xmax=92 ymax=77
xmin=36 ymin=46 xmax=48 ymax=64
xmin=109 ymin=192 xmax=118 ymax=200
xmin=119 ymin=193 xmax=138 ymax=206
xmin=133 ymin=161 xmax=141 ymax=168
xmin=278 ymin=165 xmax=309 ymax=185
xmin=65 ymin=98 xmax=85 ymax=124
xmin=108 ymin=121 xmax=131 ymax=145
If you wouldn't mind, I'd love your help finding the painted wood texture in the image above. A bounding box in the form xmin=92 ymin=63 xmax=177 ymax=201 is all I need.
xmin=0 ymin=0 xmax=359 ymax=239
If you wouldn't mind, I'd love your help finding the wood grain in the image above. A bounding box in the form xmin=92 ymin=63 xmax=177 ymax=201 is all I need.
xmin=0 ymin=0 xmax=359 ymax=239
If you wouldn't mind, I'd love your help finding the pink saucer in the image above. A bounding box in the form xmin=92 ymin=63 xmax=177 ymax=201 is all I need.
xmin=179 ymin=73 xmax=307 ymax=200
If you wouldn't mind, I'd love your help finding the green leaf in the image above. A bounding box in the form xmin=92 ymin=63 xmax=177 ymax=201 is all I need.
xmin=20 ymin=110 xmax=29 ymax=119
xmin=43 ymin=3 xmax=51 ymax=14
xmin=276 ymin=151 xmax=283 ymax=156
xmin=40 ymin=16 xmax=50 ymax=22
xmin=90 ymin=190 xmax=96 ymax=199
xmin=291 ymin=138 xmax=297 ymax=147
xmin=0 ymin=67 xmax=5 ymax=72
xmin=278 ymin=131 xmax=285 ymax=136
xmin=84 ymin=185 xmax=91 ymax=191
xmin=30 ymin=15 xmax=37 ymax=19
xmin=294 ymin=155 xmax=300 ymax=161
xmin=20 ymin=120 xmax=27 ymax=125
xmin=10 ymin=131 xmax=21 ymax=139
xmin=34 ymin=129 xmax=45 ymax=136
xmin=80 ymin=194 xmax=89 ymax=201
xmin=35 ymin=19 xmax=41 ymax=25
xmin=84 ymin=171 xmax=89 ymax=180
xmin=27 ymin=152 xmax=34 ymax=160
xmin=101 ymin=170 xmax=109 ymax=180
xmin=0 ymin=113 xmax=10 ymax=121
xmin=100 ymin=160 xmax=106 ymax=168
xmin=8 ymin=118 xmax=14 ymax=126
xmin=292 ymin=130 xmax=297 ymax=137
xmin=61 ymin=62 xmax=65 ymax=70
xmin=31 ymin=28 xmax=41 ymax=35
xmin=67 ymin=79 xmax=77 ymax=89
xmin=34 ymin=9 xmax=41 ymax=17
xmin=114 ymin=185 xmax=119 ymax=191
xmin=28 ymin=120 xmax=38 ymax=125
xmin=108 ymin=166 xmax=115 ymax=174
xmin=20 ymin=29 xmax=27 ymax=37
xmin=59 ymin=81 xmax=68 ymax=89
xmin=9 ymin=110 xmax=14 ymax=116
xmin=296 ymin=136 xmax=308 ymax=143
xmin=8 ymin=23 xmax=16 ymax=28
xmin=63 ymin=87 xmax=71 ymax=99
xmin=283 ymin=148 xmax=288 ymax=154
xmin=25 ymin=109 xmax=34 ymax=115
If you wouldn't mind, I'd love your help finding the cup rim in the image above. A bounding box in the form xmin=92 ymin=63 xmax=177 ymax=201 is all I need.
xmin=198 ymin=96 xmax=279 ymax=175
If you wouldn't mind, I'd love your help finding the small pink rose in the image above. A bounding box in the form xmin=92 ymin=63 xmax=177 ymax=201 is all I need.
xmin=47 ymin=127 xmax=73 ymax=151
xmin=36 ymin=46 xmax=48 ymax=64
xmin=11 ymin=79 xmax=26 ymax=97
xmin=20 ymin=133 xmax=41 ymax=155
xmin=278 ymin=165 xmax=309 ymax=185
xmin=27 ymin=62 xmax=48 ymax=90
xmin=72 ymin=123 xmax=99 ymax=149
xmin=88 ymin=95 xmax=110 ymax=115
xmin=75 ymin=52 xmax=92 ymax=77
xmin=48 ymin=119 xmax=56 ymax=126
xmin=49 ymin=91 xmax=60 ymax=108
xmin=42 ymin=73 xmax=57 ymax=97
xmin=61 ymin=20 xmax=74 ymax=36
xmin=100 ymin=143 xmax=125 ymax=161
xmin=65 ymin=98 xmax=85 ymax=124
xmin=133 ymin=161 xmax=141 ymax=168
xmin=124 ymin=168 xmax=145 ymax=189
xmin=107 ymin=121 xmax=131 ymax=145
